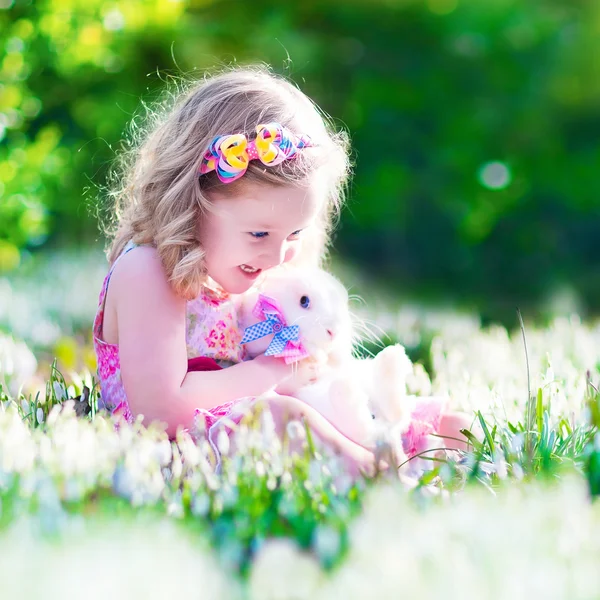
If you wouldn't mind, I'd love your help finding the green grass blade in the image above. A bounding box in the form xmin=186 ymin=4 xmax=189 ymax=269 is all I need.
xmin=477 ymin=412 xmax=495 ymax=455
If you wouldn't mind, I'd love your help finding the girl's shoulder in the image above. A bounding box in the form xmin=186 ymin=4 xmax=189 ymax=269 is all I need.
xmin=110 ymin=243 xmax=166 ymax=290
xmin=105 ymin=243 xmax=187 ymax=333
xmin=111 ymin=243 xmax=185 ymax=303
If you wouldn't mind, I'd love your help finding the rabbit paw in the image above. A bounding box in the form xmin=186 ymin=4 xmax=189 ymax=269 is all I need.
xmin=373 ymin=344 xmax=412 ymax=382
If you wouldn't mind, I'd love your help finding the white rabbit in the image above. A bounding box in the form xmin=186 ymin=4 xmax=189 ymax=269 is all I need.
xmin=236 ymin=265 xmax=414 ymax=455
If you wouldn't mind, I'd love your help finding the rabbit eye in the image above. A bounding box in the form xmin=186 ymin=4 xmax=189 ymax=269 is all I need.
xmin=300 ymin=295 xmax=310 ymax=309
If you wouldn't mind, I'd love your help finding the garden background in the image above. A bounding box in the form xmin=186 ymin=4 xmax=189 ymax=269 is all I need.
xmin=3 ymin=0 xmax=600 ymax=325
xmin=2 ymin=1 xmax=600 ymax=598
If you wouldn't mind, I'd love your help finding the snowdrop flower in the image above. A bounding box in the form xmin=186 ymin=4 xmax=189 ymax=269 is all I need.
xmin=52 ymin=381 xmax=66 ymax=401
xmin=308 ymin=460 xmax=323 ymax=487
xmin=254 ymin=461 xmax=266 ymax=478
xmin=166 ymin=490 xmax=184 ymax=518
xmin=191 ymin=492 xmax=210 ymax=517
xmin=286 ymin=419 xmax=305 ymax=441
xmin=216 ymin=429 xmax=230 ymax=456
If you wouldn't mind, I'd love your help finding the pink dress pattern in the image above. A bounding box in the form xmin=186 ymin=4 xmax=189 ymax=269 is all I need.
xmin=92 ymin=241 xmax=250 ymax=436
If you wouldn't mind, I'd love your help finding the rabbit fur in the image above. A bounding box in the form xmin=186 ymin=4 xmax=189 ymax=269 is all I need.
xmin=236 ymin=265 xmax=415 ymax=459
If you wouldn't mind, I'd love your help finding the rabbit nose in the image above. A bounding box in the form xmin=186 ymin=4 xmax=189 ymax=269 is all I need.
xmin=326 ymin=328 xmax=334 ymax=338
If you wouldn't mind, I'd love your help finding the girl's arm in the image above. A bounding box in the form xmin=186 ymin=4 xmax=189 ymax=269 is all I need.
xmin=111 ymin=247 xmax=295 ymax=433
xmin=177 ymin=353 xmax=292 ymax=410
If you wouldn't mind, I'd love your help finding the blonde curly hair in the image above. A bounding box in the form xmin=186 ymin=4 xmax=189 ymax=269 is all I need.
xmin=105 ymin=65 xmax=351 ymax=300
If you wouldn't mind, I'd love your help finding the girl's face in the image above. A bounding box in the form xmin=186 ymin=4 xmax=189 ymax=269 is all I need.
xmin=198 ymin=181 xmax=324 ymax=294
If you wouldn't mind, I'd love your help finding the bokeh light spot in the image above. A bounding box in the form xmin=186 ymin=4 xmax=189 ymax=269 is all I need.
xmin=5 ymin=37 xmax=24 ymax=53
xmin=103 ymin=9 xmax=125 ymax=31
xmin=427 ymin=0 xmax=458 ymax=16
xmin=0 ymin=240 xmax=20 ymax=272
xmin=478 ymin=161 xmax=511 ymax=190
xmin=21 ymin=96 xmax=42 ymax=118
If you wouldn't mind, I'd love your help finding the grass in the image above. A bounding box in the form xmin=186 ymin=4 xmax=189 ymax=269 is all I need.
xmin=1 ymin=342 xmax=598 ymax=571
xmin=0 ymin=366 xmax=368 ymax=575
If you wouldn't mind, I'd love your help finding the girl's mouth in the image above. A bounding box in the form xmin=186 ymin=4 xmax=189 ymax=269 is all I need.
xmin=239 ymin=264 xmax=261 ymax=276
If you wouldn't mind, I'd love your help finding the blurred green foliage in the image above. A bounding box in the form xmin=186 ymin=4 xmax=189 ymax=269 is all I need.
xmin=1 ymin=0 xmax=600 ymax=322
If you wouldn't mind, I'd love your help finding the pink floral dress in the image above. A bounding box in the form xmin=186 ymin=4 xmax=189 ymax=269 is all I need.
xmin=92 ymin=241 xmax=250 ymax=434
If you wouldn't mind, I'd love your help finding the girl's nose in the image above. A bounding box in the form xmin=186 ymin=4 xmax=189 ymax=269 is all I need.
xmin=262 ymin=241 xmax=288 ymax=269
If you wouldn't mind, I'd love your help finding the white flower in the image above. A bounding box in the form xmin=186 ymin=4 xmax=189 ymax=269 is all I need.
xmin=216 ymin=429 xmax=230 ymax=456
xmin=308 ymin=461 xmax=323 ymax=487
xmin=52 ymin=381 xmax=66 ymax=401
xmin=286 ymin=419 xmax=305 ymax=441
xmin=191 ymin=493 xmax=210 ymax=517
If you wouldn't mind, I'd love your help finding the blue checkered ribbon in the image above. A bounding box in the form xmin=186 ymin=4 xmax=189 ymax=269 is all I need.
xmin=240 ymin=312 xmax=301 ymax=356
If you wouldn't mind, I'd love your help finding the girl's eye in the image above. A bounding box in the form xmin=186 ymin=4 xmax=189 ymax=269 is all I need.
xmin=300 ymin=295 xmax=310 ymax=309
xmin=288 ymin=230 xmax=302 ymax=238
xmin=249 ymin=232 xmax=268 ymax=239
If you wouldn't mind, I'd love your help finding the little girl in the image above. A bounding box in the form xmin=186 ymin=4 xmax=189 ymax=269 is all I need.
xmin=93 ymin=66 xmax=469 ymax=475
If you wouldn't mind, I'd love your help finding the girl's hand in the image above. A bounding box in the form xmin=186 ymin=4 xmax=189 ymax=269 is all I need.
xmin=275 ymin=358 xmax=323 ymax=395
xmin=251 ymin=354 xmax=322 ymax=395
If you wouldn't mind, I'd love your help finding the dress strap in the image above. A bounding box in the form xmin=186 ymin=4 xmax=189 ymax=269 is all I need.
xmin=93 ymin=240 xmax=138 ymax=339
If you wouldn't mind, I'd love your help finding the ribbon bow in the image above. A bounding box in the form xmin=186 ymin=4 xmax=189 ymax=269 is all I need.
xmin=199 ymin=122 xmax=311 ymax=184
xmin=240 ymin=294 xmax=309 ymax=364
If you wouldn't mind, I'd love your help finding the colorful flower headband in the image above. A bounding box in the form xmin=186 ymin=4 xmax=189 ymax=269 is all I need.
xmin=199 ymin=122 xmax=312 ymax=184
